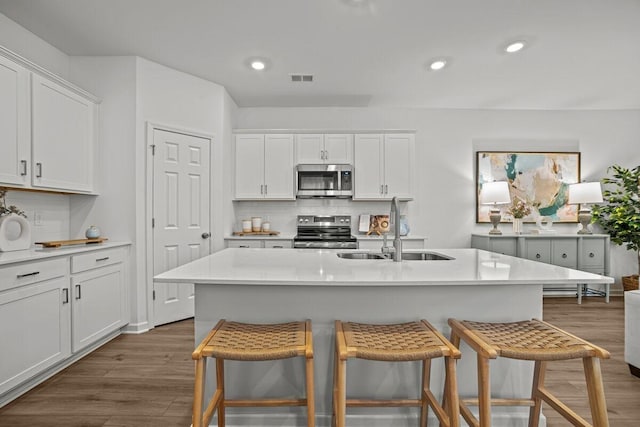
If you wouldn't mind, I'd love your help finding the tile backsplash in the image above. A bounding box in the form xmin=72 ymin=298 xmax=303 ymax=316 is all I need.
xmin=3 ymin=190 xmax=70 ymax=244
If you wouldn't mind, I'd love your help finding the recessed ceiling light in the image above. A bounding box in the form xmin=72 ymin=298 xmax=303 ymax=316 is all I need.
xmin=251 ymin=60 xmax=265 ymax=70
xmin=504 ymin=41 xmax=526 ymax=53
xmin=245 ymin=57 xmax=271 ymax=71
xmin=429 ymin=59 xmax=447 ymax=71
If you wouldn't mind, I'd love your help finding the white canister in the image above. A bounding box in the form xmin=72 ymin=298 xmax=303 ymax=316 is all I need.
xmin=242 ymin=219 xmax=252 ymax=232
xmin=251 ymin=217 xmax=262 ymax=232
xmin=262 ymin=221 xmax=271 ymax=232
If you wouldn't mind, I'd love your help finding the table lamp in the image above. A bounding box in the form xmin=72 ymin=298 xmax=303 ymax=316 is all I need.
xmin=568 ymin=182 xmax=603 ymax=234
xmin=480 ymin=181 xmax=511 ymax=235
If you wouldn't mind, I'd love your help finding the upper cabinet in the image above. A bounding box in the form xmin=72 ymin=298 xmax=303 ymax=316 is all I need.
xmin=295 ymin=134 xmax=353 ymax=164
xmin=354 ymin=133 xmax=414 ymax=200
xmin=0 ymin=47 xmax=99 ymax=194
xmin=235 ymin=134 xmax=295 ymax=200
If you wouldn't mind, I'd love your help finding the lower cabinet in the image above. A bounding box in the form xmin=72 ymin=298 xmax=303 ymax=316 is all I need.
xmin=226 ymin=239 xmax=292 ymax=248
xmin=0 ymin=258 xmax=71 ymax=396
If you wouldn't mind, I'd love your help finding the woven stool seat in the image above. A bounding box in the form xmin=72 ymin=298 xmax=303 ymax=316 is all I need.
xmin=448 ymin=317 xmax=610 ymax=427
xmin=192 ymin=319 xmax=315 ymax=427
xmin=334 ymin=320 xmax=461 ymax=427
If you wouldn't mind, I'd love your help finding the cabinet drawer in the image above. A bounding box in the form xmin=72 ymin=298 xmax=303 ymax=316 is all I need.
xmin=71 ymin=248 xmax=124 ymax=274
xmin=227 ymin=240 xmax=263 ymax=248
xmin=490 ymin=239 xmax=517 ymax=256
xmin=551 ymin=240 xmax=578 ymax=269
xmin=0 ymin=258 xmax=68 ymax=293
xmin=524 ymin=239 xmax=551 ymax=263
xmin=581 ymin=239 xmax=606 ymax=269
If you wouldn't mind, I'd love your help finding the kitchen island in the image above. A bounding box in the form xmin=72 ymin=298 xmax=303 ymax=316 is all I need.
xmin=154 ymin=248 xmax=613 ymax=427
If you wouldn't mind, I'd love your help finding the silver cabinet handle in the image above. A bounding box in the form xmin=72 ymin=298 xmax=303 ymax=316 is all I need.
xmin=20 ymin=160 xmax=27 ymax=176
xmin=562 ymin=253 xmax=567 ymax=259
xmin=385 ymin=184 xmax=388 ymax=194
xmin=202 ymin=232 xmax=211 ymax=239
xmin=239 ymin=245 xmax=250 ymax=248
xmin=96 ymin=257 xmax=110 ymax=262
xmin=320 ymin=150 xmax=324 ymax=160
xmin=589 ymin=252 xmax=595 ymax=258
xmin=264 ymin=185 xmax=267 ymax=194
xmin=536 ymin=254 xmax=541 ymax=259
xmin=17 ymin=271 xmax=39 ymax=279
xmin=75 ymin=284 xmax=81 ymax=300
xmin=260 ymin=184 xmax=264 ymax=194
xmin=62 ymin=288 xmax=69 ymax=304
xmin=380 ymin=185 xmax=384 ymax=195
xmin=273 ymin=245 xmax=284 ymax=248
xmin=36 ymin=162 xmax=42 ymax=178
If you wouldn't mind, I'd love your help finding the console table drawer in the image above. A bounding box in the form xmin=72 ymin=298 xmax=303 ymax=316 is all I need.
xmin=581 ymin=239 xmax=606 ymax=269
xmin=552 ymin=240 xmax=578 ymax=269
xmin=524 ymin=239 xmax=551 ymax=264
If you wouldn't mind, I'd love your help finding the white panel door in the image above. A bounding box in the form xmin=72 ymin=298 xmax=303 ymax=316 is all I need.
xmin=324 ymin=134 xmax=353 ymax=164
xmin=295 ymin=134 xmax=324 ymax=164
xmin=383 ymin=134 xmax=413 ymax=199
xmin=31 ymin=74 xmax=94 ymax=192
xmin=354 ymin=134 xmax=384 ymax=199
xmin=235 ymin=134 xmax=265 ymax=199
xmin=264 ymin=134 xmax=294 ymax=199
xmin=153 ymin=129 xmax=210 ymax=326
xmin=0 ymin=55 xmax=29 ymax=186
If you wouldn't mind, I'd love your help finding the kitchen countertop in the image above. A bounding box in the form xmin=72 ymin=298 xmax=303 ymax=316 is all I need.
xmin=154 ymin=247 xmax=613 ymax=286
xmin=0 ymin=241 xmax=131 ymax=266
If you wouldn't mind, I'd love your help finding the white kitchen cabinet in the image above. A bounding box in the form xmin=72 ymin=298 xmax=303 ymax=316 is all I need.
xmin=235 ymin=134 xmax=294 ymax=200
xmin=31 ymin=74 xmax=96 ymax=193
xmin=70 ymin=248 xmax=127 ymax=353
xmin=0 ymin=55 xmax=30 ymax=187
xmin=353 ymin=133 xmax=414 ymax=200
xmin=0 ymin=258 xmax=70 ymax=395
xmin=295 ymin=134 xmax=353 ymax=164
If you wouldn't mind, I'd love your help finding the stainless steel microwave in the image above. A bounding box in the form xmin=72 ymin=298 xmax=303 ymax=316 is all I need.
xmin=295 ymin=164 xmax=353 ymax=198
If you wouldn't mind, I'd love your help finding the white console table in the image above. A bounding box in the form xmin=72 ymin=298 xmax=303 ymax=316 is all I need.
xmin=471 ymin=233 xmax=610 ymax=303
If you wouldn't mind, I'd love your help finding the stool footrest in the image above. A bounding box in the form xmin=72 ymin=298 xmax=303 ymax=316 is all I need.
xmin=461 ymin=398 xmax=535 ymax=407
xmin=537 ymin=386 xmax=591 ymax=426
xmin=226 ymin=398 xmax=308 ymax=407
xmin=346 ymin=398 xmax=422 ymax=407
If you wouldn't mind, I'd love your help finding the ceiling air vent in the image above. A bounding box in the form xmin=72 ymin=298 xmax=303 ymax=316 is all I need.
xmin=290 ymin=74 xmax=314 ymax=82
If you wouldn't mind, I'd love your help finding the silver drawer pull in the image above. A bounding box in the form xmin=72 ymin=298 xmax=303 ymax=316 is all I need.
xmin=535 ymin=254 xmax=541 ymax=259
xmin=273 ymin=245 xmax=284 ymax=248
xmin=20 ymin=160 xmax=27 ymax=176
xmin=239 ymin=245 xmax=250 ymax=248
xmin=562 ymin=253 xmax=567 ymax=259
xmin=75 ymin=284 xmax=81 ymax=300
xmin=62 ymin=288 xmax=69 ymax=304
xmin=96 ymin=257 xmax=110 ymax=262
xmin=36 ymin=162 xmax=42 ymax=178
xmin=589 ymin=252 xmax=595 ymax=258
xmin=17 ymin=271 xmax=40 ymax=279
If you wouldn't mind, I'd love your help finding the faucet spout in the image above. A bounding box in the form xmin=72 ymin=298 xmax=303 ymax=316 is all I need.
xmin=390 ymin=196 xmax=402 ymax=261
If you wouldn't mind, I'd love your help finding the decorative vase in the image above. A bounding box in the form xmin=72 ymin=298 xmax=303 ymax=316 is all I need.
xmin=85 ymin=225 xmax=101 ymax=239
xmin=512 ymin=218 xmax=523 ymax=234
xmin=0 ymin=214 xmax=31 ymax=252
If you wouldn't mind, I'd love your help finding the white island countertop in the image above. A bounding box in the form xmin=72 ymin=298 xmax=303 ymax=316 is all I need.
xmin=154 ymin=247 xmax=613 ymax=286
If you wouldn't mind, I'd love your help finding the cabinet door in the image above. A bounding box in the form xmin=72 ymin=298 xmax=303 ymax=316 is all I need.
xmin=354 ymin=134 xmax=384 ymax=199
xmin=524 ymin=239 xmax=551 ymax=263
xmin=383 ymin=134 xmax=413 ymax=199
xmin=264 ymin=134 xmax=294 ymax=200
xmin=551 ymin=239 xmax=578 ymax=269
xmin=235 ymin=134 xmax=265 ymax=199
xmin=31 ymin=74 xmax=95 ymax=192
xmin=0 ymin=56 xmax=30 ymax=186
xmin=490 ymin=238 xmax=518 ymax=256
xmin=71 ymin=264 xmax=125 ymax=353
xmin=324 ymin=134 xmax=353 ymax=164
xmin=0 ymin=276 xmax=70 ymax=395
xmin=295 ymin=134 xmax=324 ymax=164
xmin=581 ymin=238 xmax=606 ymax=271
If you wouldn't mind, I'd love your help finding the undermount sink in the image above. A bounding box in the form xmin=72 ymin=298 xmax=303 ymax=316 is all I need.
xmin=337 ymin=251 xmax=453 ymax=261
xmin=337 ymin=252 xmax=388 ymax=260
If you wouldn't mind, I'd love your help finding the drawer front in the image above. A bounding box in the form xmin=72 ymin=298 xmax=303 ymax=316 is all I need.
xmin=551 ymin=240 xmax=578 ymax=269
xmin=0 ymin=258 xmax=68 ymax=293
xmin=581 ymin=239 xmax=606 ymax=269
xmin=264 ymin=240 xmax=292 ymax=249
xmin=227 ymin=240 xmax=263 ymax=248
xmin=490 ymin=239 xmax=517 ymax=256
xmin=524 ymin=239 xmax=551 ymax=263
xmin=71 ymin=248 xmax=124 ymax=274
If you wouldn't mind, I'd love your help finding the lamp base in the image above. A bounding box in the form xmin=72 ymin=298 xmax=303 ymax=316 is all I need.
xmin=577 ymin=210 xmax=592 ymax=234
xmin=489 ymin=210 xmax=502 ymax=235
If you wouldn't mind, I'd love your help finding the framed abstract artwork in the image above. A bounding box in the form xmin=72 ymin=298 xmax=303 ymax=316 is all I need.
xmin=476 ymin=151 xmax=581 ymax=223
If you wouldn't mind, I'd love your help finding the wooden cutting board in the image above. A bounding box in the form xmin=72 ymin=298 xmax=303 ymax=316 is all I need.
xmin=232 ymin=231 xmax=280 ymax=236
xmin=35 ymin=238 xmax=109 ymax=248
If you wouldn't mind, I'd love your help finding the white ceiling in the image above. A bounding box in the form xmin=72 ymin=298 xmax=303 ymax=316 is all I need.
xmin=1 ymin=0 xmax=639 ymax=110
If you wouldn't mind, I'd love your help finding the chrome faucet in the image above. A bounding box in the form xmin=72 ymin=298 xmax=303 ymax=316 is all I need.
xmin=390 ymin=196 xmax=403 ymax=261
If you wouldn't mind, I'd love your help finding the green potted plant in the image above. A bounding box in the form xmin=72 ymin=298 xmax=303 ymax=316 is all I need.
xmin=591 ymin=165 xmax=640 ymax=291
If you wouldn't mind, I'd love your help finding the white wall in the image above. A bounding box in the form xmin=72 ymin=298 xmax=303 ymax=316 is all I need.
xmin=236 ymin=107 xmax=640 ymax=282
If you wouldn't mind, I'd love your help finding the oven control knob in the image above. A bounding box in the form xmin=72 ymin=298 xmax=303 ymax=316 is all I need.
xmin=340 ymin=219 xmax=345 ymax=223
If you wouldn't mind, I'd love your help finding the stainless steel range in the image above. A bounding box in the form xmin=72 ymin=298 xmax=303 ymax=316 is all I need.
xmin=293 ymin=215 xmax=358 ymax=249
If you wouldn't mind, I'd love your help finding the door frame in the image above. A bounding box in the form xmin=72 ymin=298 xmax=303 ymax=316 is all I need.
xmin=145 ymin=122 xmax=215 ymax=329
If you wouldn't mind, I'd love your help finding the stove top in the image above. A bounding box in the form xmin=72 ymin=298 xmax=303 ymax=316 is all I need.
xmin=293 ymin=215 xmax=358 ymax=249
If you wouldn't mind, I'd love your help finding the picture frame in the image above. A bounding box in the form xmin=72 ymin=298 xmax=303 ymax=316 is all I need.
xmin=476 ymin=151 xmax=581 ymax=223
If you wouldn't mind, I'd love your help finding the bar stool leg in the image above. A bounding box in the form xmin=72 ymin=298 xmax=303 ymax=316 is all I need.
xmin=216 ymin=358 xmax=225 ymax=427
xmin=332 ymin=347 xmax=337 ymax=427
xmin=583 ymin=357 xmax=610 ymax=427
xmin=444 ymin=356 xmax=460 ymax=427
xmin=192 ymin=357 xmax=206 ymax=427
xmin=442 ymin=330 xmax=461 ymax=421
xmin=336 ymin=356 xmax=347 ymax=427
xmin=528 ymin=361 xmax=546 ymax=427
xmin=477 ymin=354 xmax=491 ymax=427
xmin=420 ymin=359 xmax=431 ymax=427
xmin=306 ymin=354 xmax=316 ymax=427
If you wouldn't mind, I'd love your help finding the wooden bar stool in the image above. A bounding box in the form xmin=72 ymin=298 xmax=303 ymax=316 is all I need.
xmin=333 ymin=320 xmax=461 ymax=427
xmin=192 ymin=319 xmax=315 ymax=427
xmin=447 ymin=318 xmax=610 ymax=427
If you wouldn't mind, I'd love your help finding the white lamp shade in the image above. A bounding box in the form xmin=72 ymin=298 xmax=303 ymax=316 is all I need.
xmin=568 ymin=182 xmax=603 ymax=205
xmin=480 ymin=181 xmax=511 ymax=205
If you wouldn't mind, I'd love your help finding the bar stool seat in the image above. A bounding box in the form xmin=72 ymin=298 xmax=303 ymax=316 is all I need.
xmin=192 ymin=319 xmax=315 ymax=427
xmin=333 ymin=320 xmax=461 ymax=427
xmin=448 ymin=318 xmax=610 ymax=427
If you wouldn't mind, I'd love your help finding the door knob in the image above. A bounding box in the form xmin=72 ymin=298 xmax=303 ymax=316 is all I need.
xmin=202 ymin=232 xmax=211 ymax=239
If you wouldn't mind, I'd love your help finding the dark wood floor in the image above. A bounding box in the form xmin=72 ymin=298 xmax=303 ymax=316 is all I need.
xmin=0 ymin=297 xmax=637 ymax=426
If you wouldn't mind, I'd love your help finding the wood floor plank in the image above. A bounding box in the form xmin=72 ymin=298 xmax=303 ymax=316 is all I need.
xmin=0 ymin=297 xmax=638 ymax=427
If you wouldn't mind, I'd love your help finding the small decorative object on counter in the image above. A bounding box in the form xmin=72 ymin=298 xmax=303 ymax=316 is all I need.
xmin=251 ymin=217 xmax=262 ymax=232
xmin=507 ymin=197 xmax=531 ymax=234
xmin=242 ymin=219 xmax=252 ymax=232
xmin=0 ymin=187 xmax=30 ymax=252
xmin=512 ymin=218 xmax=523 ymax=234
xmin=85 ymin=225 xmax=101 ymax=239
xmin=262 ymin=221 xmax=271 ymax=232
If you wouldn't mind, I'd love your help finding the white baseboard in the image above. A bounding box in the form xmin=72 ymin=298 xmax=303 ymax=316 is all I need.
xmin=122 ymin=320 xmax=150 ymax=334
